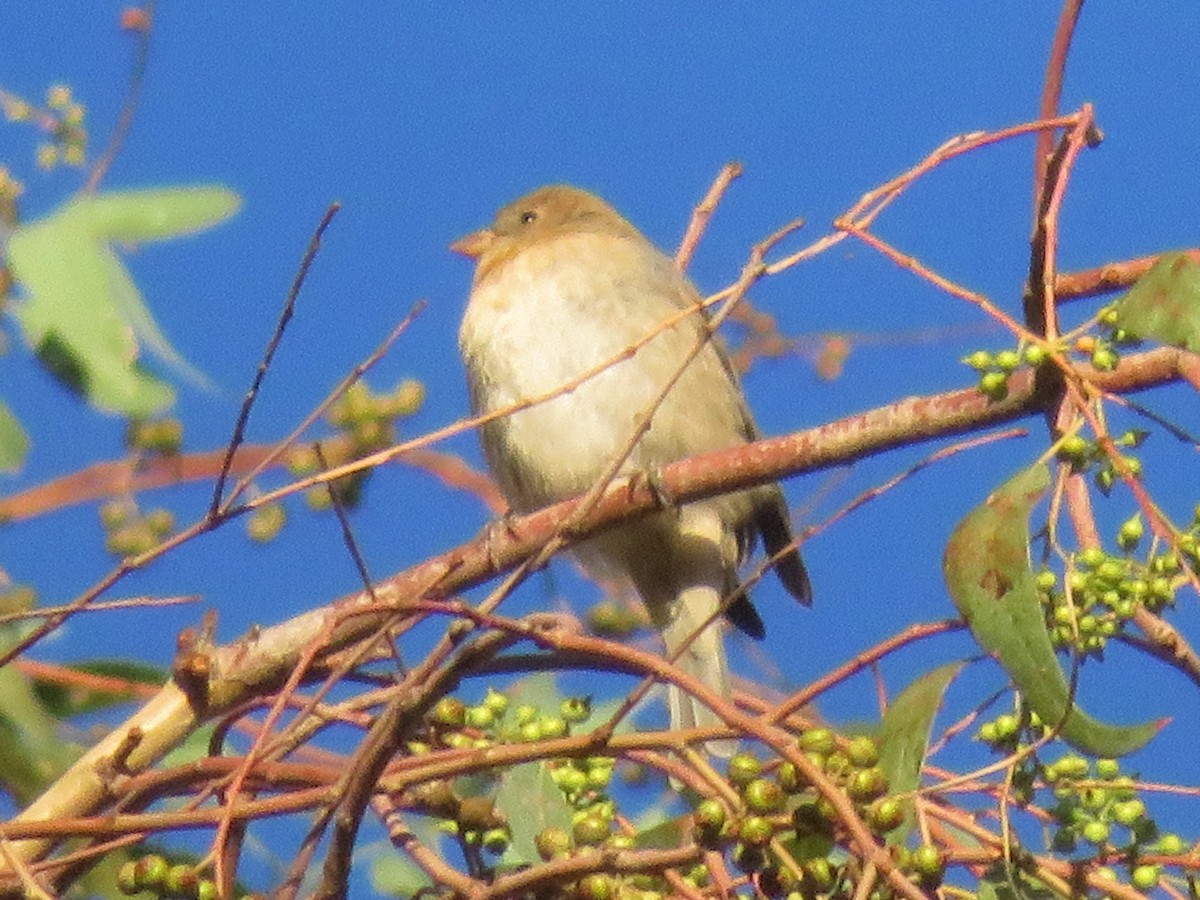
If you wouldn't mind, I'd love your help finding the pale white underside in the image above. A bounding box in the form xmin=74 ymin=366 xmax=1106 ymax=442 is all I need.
xmin=460 ymin=230 xmax=756 ymax=754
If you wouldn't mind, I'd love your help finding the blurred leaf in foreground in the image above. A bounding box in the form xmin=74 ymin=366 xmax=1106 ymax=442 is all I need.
xmin=5 ymin=186 xmax=240 ymax=417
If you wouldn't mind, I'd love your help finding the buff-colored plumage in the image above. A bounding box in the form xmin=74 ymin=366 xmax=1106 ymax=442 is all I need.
xmin=455 ymin=185 xmax=810 ymax=755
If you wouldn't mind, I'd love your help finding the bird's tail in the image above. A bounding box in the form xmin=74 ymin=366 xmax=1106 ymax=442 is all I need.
xmin=660 ymin=579 xmax=738 ymax=759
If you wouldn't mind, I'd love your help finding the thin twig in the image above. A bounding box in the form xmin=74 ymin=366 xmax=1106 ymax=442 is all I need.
xmin=675 ymin=161 xmax=743 ymax=271
xmin=210 ymin=202 xmax=341 ymax=516
xmin=1032 ymin=0 xmax=1086 ymax=206
xmin=83 ymin=1 xmax=156 ymax=193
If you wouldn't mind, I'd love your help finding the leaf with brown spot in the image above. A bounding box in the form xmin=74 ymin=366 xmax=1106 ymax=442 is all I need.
xmin=943 ymin=464 xmax=1162 ymax=757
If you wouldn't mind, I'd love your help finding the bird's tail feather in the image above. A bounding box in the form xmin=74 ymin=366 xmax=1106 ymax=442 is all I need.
xmin=660 ymin=581 xmax=738 ymax=759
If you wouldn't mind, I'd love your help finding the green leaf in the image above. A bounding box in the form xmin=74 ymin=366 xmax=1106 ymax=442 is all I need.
xmin=943 ymin=464 xmax=1162 ymax=757
xmin=493 ymin=759 xmax=575 ymax=869
xmin=5 ymin=185 xmax=240 ymax=416
xmin=371 ymin=854 xmax=434 ymax=898
xmin=76 ymin=186 xmax=241 ymax=243
xmin=0 ymin=401 xmax=29 ymax=473
xmin=878 ymin=662 xmax=962 ymax=843
xmin=1113 ymin=252 xmax=1200 ymax=351
xmin=31 ymin=659 xmax=166 ymax=718
xmin=0 ymin=654 xmax=84 ymax=805
xmin=633 ymin=816 xmax=685 ymax=850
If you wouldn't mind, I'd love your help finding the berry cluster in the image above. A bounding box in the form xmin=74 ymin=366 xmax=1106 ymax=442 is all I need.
xmin=1 ymin=83 xmax=88 ymax=170
xmin=975 ymin=706 xmax=1190 ymax=894
xmin=964 ymin=306 xmax=1140 ymax=402
xmin=687 ymin=730 xmax=938 ymax=899
xmin=117 ymin=854 xmax=255 ymax=900
xmin=1036 ymin=510 xmax=1198 ymax=658
xmin=286 ymin=379 xmax=425 ymax=513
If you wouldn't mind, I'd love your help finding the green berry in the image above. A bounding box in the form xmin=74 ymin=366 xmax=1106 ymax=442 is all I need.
xmin=1110 ymin=776 xmax=1138 ymax=801
xmin=482 ymin=827 xmax=510 ymax=853
xmin=164 ymin=864 xmax=198 ymax=897
xmin=1157 ymin=833 xmax=1184 ymax=854
xmin=1112 ymin=799 xmax=1145 ymax=827
xmin=483 ymin=687 xmax=509 ymax=714
xmin=777 ymin=761 xmax=806 ymax=793
xmin=693 ymin=799 xmax=728 ymax=849
xmin=561 ymin=696 xmax=592 ymax=723
xmin=117 ymin=861 xmax=140 ymax=895
xmin=1081 ymin=820 xmax=1110 ymax=845
xmin=573 ymin=815 xmax=610 ymax=847
xmin=804 ymin=857 xmax=835 ymax=889
xmin=535 ymin=826 xmax=572 ymax=860
xmin=726 ymin=752 xmax=761 ymax=787
xmin=576 ymin=873 xmax=613 ymax=900
xmin=1090 ymin=346 xmax=1119 ymax=371
xmin=554 ymin=765 xmax=588 ymax=796
xmin=247 ymin=503 xmax=286 ymax=542
xmin=585 ymin=761 xmax=614 ymax=790
xmin=799 ymin=728 xmax=836 ymax=755
xmin=431 ymin=697 xmax=466 ymax=728
xmin=1034 ymin=569 xmax=1057 ymax=591
xmin=978 ymin=370 xmax=1009 ymax=400
xmin=694 ymin=798 xmax=727 ymax=831
xmin=1117 ymin=514 xmax=1144 ymax=551
xmin=995 ymin=349 xmax=1022 ymax=372
xmin=845 ymin=736 xmax=880 ymax=767
xmin=1131 ymin=865 xmax=1160 ymax=891
xmin=465 ymin=705 xmax=495 ymax=730
xmin=1058 ymin=434 xmax=1090 ymax=462
xmin=738 ymin=815 xmax=774 ymax=848
xmin=910 ymin=843 xmax=943 ymax=878
xmin=962 ymin=350 xmax=994 ymax=371
xmin=743 ymin=777 xmax=784 ymax=814
xmin=99 ymin=500 xmax=130 ymax=529
xmin=993 ymin=713 xmax=1020 ymax=740
xmin=868 ymin=797 xmax=906 ymax=833
xmin=442 ymin=731 xmax=473 ymax=750
xmin=848 ymin=766 xmax=889 ymax=801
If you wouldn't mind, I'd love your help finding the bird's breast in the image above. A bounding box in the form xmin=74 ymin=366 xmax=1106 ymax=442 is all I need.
xmin=458 ymin=235 xmax=747 ymax=510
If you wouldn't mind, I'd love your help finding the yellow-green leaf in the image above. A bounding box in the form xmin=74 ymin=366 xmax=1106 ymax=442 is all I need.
xmin=6 ymin=185 xmax=239 ymax=416
xmin=1113 ymin=252 xmax=1200 ymax=352
xmin=943 ymin=464 xmax=1162 ymax=757
xmin=76 ymin=186 xmax=241 ymax=243
xmin=0 ymin=402 xmax=29 ymax=473
xmin=879 ymin=662 xmax=962 ymax=843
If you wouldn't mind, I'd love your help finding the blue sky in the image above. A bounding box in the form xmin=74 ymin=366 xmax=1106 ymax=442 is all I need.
xmin=3 ymin=2 xmax=1200 ymax=889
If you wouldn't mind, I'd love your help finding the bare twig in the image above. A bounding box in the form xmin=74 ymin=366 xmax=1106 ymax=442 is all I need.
xmin=210 ymin=202 xmax=341 ymax=515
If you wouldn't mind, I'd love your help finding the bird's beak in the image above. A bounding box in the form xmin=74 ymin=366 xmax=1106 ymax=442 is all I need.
xmin=449 ymin=228 xmax=495 ymax=259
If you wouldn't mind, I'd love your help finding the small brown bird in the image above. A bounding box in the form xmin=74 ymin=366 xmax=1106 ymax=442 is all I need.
xmin=454 ymin=185 xmax=810 ymax=754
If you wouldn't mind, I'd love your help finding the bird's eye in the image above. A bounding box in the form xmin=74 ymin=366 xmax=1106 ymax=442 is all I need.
xmin=519 ymin=210 xmax=538 ymax=225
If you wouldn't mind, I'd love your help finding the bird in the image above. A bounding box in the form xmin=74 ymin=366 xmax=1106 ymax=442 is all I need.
xmin=453 ymin=185 xmax=811 ymax=755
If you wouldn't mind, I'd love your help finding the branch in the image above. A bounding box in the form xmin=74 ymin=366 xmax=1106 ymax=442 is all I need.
xmin=3 ymin=344 xmax=1192 ymax=879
